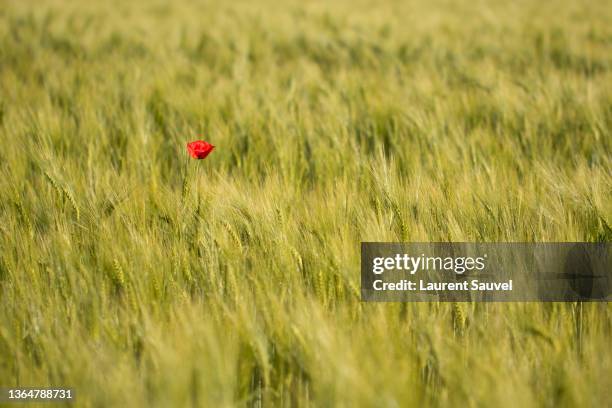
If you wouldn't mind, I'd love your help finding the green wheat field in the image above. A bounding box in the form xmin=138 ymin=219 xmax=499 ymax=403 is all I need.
xmin=1 ymin=0 xmax=611 ymax=406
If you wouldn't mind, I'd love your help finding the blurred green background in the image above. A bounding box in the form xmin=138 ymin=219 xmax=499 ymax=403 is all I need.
xmin=0 ymin=0 xmax=610 ymax=406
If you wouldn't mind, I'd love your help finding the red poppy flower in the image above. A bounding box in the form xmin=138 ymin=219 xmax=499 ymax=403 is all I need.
xmin=187 ymin=140 xmax=215 ymax=159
